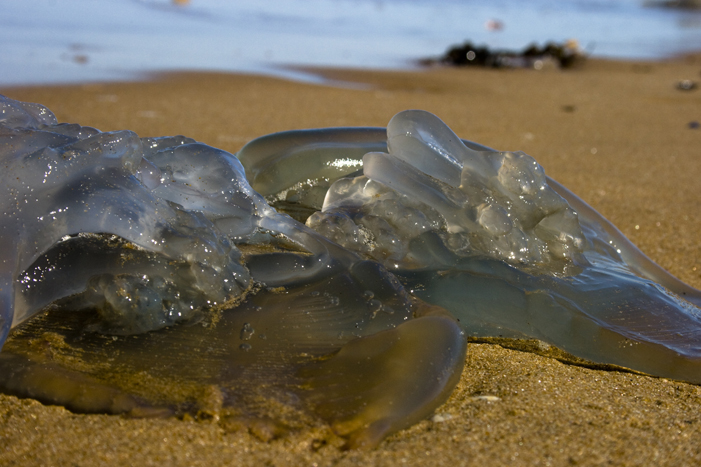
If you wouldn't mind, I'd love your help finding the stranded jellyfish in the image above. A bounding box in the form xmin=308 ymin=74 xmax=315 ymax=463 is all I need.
xmin=0 ymin=95 xmax=699 ymax=448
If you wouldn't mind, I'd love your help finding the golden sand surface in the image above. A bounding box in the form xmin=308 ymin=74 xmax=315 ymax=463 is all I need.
xmin=1 ymin=55 xmax=700 ymax=466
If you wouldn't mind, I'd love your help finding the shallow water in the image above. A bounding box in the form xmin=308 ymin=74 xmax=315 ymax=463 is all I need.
xmin=2 ymin=0 xmax=701 ymax=86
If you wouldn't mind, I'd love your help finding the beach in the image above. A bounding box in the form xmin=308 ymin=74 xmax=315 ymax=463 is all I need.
xmin=1 ymin=54 xmax=701 ymax=466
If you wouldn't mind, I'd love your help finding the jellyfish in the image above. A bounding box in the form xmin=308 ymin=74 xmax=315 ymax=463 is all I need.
xmin=0 ymin=95 xmax=699 ymax=448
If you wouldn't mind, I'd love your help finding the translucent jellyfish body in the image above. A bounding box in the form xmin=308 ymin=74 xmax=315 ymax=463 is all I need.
xmin=1 ymin=96 xmax=700 ymax=449
xmin=241 ymin=109 xmax=701 ymax=383
xmin=0 ymin=95 xmax=464 ymax=448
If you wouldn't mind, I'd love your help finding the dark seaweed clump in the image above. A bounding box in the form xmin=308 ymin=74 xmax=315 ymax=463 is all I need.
xmin=435 ymin=40 xmax=585 ymax=70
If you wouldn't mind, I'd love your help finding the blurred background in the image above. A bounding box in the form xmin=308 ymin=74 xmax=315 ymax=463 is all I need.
xmin=1 ymin=0 xmax=700 ymax=85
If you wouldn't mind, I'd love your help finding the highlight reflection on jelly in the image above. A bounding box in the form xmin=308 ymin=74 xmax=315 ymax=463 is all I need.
xmin=1 ymin=95 xmax=700 ymax=448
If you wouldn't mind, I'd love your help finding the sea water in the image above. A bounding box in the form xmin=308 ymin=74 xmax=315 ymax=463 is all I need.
xmin=1 ymin=0 xmax=700 ymax=85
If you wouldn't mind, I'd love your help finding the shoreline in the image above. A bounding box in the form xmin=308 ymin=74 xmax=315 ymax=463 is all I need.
xmin=3 ymin=49 xmax=701 ymax=94
xmin=1 ymin=55 xmax=700 ymax=465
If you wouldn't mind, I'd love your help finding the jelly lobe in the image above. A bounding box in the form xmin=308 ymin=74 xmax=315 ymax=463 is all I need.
xmin=298 ymin=307 xmax=465 ymax=449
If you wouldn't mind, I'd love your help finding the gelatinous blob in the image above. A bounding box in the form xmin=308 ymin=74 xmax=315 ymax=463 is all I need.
xmin=2 ymin=95 xmax=701 ymax=449
xmin=267 ymin=110 xmax=701 ymax=383
xmin=0 ymin=95 xmax=466 ymax=448
xmin=241 ymin=111 xmax=701 ymax=382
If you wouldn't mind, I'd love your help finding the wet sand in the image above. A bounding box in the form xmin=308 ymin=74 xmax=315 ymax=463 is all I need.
xmin=1 ymin=55 xmax=700 ymax=466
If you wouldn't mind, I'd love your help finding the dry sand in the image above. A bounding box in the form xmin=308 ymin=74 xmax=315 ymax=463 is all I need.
xmin=1 ymin=55 xmax=700 ymax=466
